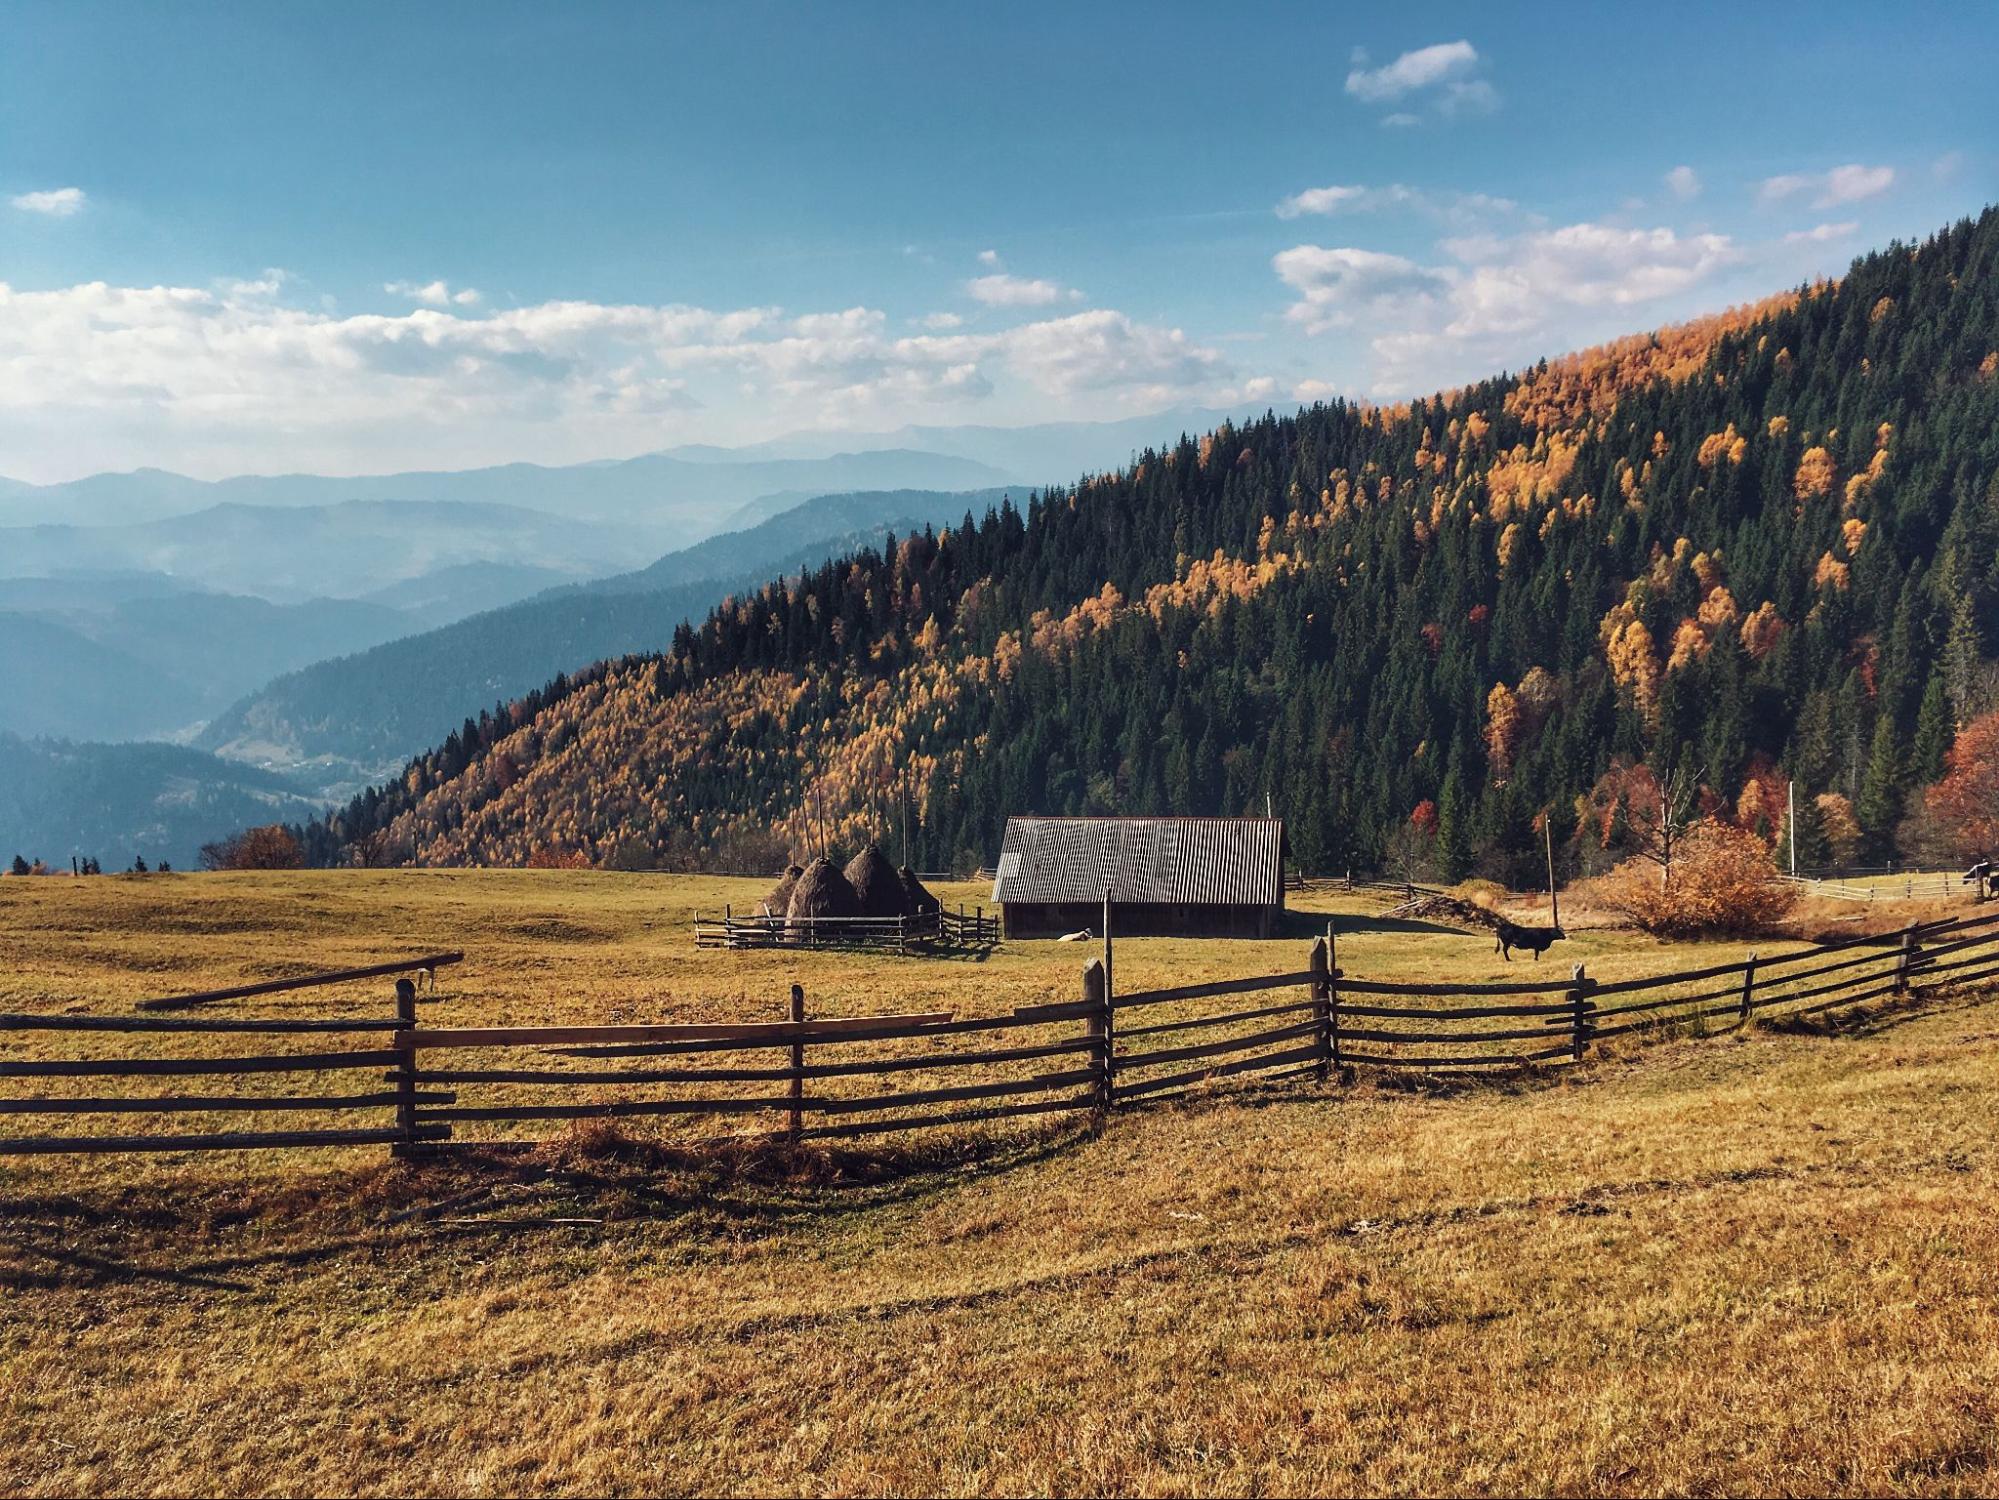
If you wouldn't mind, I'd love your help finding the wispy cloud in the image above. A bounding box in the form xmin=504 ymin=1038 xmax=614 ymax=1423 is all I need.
xmin=10 ymin=186 xmax=86 ymax=218
xmin=1345 ymin=41 xmax=1497 ymax=121
xmin=1664 ymin=165 xmax=1701 ymax=201
xmin=385 ymin=279 xmax=481 ymax=307
xmin=1783 ymin=221 xmax=1859 ymax=244
xmin=1759 ymin=163 xmax=1895 ymax=209
xmin=1275 ymin=182 xmax=1520 ymax=224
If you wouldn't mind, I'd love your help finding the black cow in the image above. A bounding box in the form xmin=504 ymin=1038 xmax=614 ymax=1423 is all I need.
xmin=1494 ymin=919 xmax=1566 ymax=962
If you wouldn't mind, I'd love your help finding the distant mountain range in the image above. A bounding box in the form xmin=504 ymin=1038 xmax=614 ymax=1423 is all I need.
xmin=197 ymin=486 xmax=1017 ymax=795
xmin=0 ymin=446 xmax=1020 ymax=533
xmin=0 ymin=404 xmax=1260 ymax=865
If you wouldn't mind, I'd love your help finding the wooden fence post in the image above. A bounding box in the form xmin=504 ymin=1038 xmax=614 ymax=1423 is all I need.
xmin=1083 ymin=958 xmax=1112 ymax=1115
xmin=1738 ymin=951 xmax=1758 ymax=1024
xmin=789 ymin=982 xmax=806 ymax=1143
xmin=1568 ymin=963 xmax=1593 ymax=1064
xmin=1894 ymin=925 xmax=1915 ymax=995
xmin=1329 ymin=924 xmax=1343 ymax=1073
xmin=1309 ymin=933 xmax=1331 ymax=1083
xmin=393 ymin=976 xmax=419 ymax=1158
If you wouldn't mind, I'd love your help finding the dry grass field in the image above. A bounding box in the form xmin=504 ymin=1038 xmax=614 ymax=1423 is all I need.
xmin=3 ymin=869 xmax=1998 ymax=1496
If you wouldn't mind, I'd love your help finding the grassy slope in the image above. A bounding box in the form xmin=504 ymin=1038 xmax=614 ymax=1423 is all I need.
xmin=2 ymin=870 xmax=1997 ymax=1495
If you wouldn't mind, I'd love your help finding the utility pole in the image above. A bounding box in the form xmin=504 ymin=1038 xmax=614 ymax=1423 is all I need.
xmin=1544 ymin=811 xmax=1559 ymax=929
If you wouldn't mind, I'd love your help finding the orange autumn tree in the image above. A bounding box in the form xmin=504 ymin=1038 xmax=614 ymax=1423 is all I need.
xmin=1601 ymin=818 xmax=1797 ymax=936
xmin=1924 ymin=711 xmax=1999 ymax=858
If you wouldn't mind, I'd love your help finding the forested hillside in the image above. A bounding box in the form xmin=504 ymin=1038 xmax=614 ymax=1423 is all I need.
xmin=201 ymin=488 xmax=1014 ymax=792
xmin=301 ymin=210 xmax=1999 ymax=879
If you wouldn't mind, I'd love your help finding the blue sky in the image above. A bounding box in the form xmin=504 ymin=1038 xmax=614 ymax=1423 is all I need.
xmin=1 ymin=0 xmax=1993 ymax=482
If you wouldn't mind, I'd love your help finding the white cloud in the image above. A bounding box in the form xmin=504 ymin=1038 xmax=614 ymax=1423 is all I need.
xmin=1759 ymin=163 xmax=1895 ymax=209
xmin=920 ymin=311 xmax=964 ymax=330
xmin=977 ymin=249 xmax=1001 ymax=267
xmin=10 ymin=187 xmax=86 ymax=218
xmin=0 ymin=276 xmax=1226 ymax=479
xmin=1274 ymin=219 xmax=1742 ymax=393
xmin=1345 ymin=41 xmax=1497 ymax=121
xmin=1784 ymin=221 xmax=1859 ymax=244
xmin=1293 ymin=378 xmax=1341 ymax=403
xmin=1275 ymin=182 xmax=1520 ymax=224
xmin=1277 ymin=184 xmax=1373 ymax=218
xmin=1381 ymin=113 xmax=1422 ymax=128
xmin=966 ymin=273 xmax=1081 ymax=308
xmin=1665 ymin=165 xmax=1701 ymax=201
xmin=1345 ymin=41 xmax=1479 ymax=103
xmin=385 ymin=279 xmax=481 ymax=307
xmin=1271 ymin=246 xmax=1449 ymax=334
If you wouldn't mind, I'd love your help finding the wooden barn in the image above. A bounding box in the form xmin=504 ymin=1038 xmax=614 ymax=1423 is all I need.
xmin=990 ymin=816 xmax=1288 ymax=939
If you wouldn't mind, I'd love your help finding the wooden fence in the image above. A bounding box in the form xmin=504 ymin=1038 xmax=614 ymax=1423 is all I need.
xmin=693 ymin=905 xmax=998 ymax=952
xmin=6 ymin=913 xmax=1999 ymax=1158
xmin=1776 ymin=872 xmax=1966 ymax=903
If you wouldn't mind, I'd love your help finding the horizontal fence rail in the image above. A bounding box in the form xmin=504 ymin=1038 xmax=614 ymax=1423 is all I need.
xmin=7 ymin=913 xmax=1999 ymax=1159
xmin=693 ymin=906 xmax=998 ymax=952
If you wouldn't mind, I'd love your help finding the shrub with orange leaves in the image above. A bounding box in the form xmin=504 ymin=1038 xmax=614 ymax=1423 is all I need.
xmin=1599 ymin=819 xmax=1796 ymax=936
xmin=1923 ymin=711 xmax=1999 ymax=858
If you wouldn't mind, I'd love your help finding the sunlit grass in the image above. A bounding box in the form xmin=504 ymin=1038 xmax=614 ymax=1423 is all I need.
xmin=2 ymin=869 xmax=1996 ymax=1495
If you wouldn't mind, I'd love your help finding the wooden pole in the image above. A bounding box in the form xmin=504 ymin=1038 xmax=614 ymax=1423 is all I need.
xmin=1894 ymin=925 xmax=1915 ymax=995
xmin=1568 ymin=963 xmax=1592 ymax=1064
xmin=1309 ymin=932 xmax=1331 ymax=1083
xmin=1102 ymin=886 xmax=1114 ymax=1005
xmin=1738 ymin=951 xmax=1757 ymax=1023
xmin=1083 ymin=958 xmax=1111 ymax=1115
xmin=1329 ymin=922 xmax=1341 ymax=1072
xmin=788 ymin=982 xmax=806 ymax=1142
xmin=393 ymin=976 xmax=419 ymax=1158
xmin=1544 ymin=813 xmax=1559 ymax=929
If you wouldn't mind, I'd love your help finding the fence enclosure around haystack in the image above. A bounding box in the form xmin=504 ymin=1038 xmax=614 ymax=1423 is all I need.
xmin=6 ymin=912 xmax=1999 ymax=1159
xmin=693 ymin=905 xmax=998 ymax=952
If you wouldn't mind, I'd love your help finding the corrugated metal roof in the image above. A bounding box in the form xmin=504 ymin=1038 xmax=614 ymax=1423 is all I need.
xmin=990 ymin=817 xmax=1287 ymax=906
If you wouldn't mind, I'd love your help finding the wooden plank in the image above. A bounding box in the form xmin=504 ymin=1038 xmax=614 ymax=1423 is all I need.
xmin=1339 ymin=1045 xmax=1572 ymax=1069
xmin=1335 ymin=976 xmax=1575 ymax=997
xmin=407 ymin=1038 xmax=1096 ymax=1087
xmin=419 ymin=1096 xmax=794 ymax=1123
xmin=1585 ymin=978 xmax=1755 ymax=1020
xmin=554 ymin=1008 xmax=1074 ymax=1058
xmin=405 ymin=1012 xmax=953 ymax=1049
xmin=1116 ymin=1020 xmax=1318 ymax=1072
xmin=135 ymin=953 xmax=465 ymax=1012
xmin=811 ymin=1067 xmax=1099 ymax=1116
xmin=1335 ymin=1023 xmax=1570 ymax=1045
xmin=799 ymin=1092 xmax=1093 ymax=1141
xmin=1116 ymin=998 xmax=1316 ymax=1040
xmin=1111 ymin=1043 xmax=1321 ymax=1100
xmin=1588 ymin=958 xmax=1752 ymax=997
xmin=0 ymin=1013 xmax=405 ymax=1035
xmin=0 ymin=1091 xmax=454 ymax=1115
xmin=1915 ymin=959 xmax=1999 ymax=993
xmin=1111 ymin=970 xmax=1314 ymax=1011
xmin=1743 ymin=944 xmax=1904 ymax=991
xmin=0 ymin=1125 xmax=448 ymax=1155
xmin=1747 ymin=962 xmax=1904 ymax=1011
xmin=1330 ymin=999 xmax=1573 ymax=1020
xmin=0 ymin=1048 xmax=403 ymax=1079
xmin=1906 ymin=944 xmax=1999 ymax=980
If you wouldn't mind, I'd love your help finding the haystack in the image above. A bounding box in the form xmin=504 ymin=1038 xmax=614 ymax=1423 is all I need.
xmin=899 ymin=864 xmax=941 ymax=916
xmin=787 ymin=857 xmax=862 ymax=920
xmin=760 ymin=863 xmax=804 ymax=919
xmin=844 ymin=844 xmax=909 ymax=918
